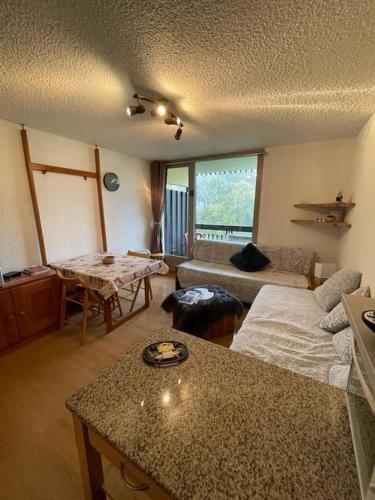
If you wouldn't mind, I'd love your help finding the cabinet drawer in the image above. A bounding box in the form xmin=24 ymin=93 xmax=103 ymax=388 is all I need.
xmin=0 ymin=290 xmax=20 ymax=349
xmin=89 ymin=428 xmax=170 ymax=499
xmin=12 ymin=276 xmax=60 ymax=339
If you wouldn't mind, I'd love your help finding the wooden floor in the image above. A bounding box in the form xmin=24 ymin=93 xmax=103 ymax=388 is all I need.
xmin=0 ymin=274 xmax=239 ymax=500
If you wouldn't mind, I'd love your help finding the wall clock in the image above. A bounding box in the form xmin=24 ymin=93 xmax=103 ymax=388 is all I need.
xmin=103 ymin=172 xmax=120 ymax=191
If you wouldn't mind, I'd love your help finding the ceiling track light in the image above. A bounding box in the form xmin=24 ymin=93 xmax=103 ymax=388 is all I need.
xmin=127 ymin=93 xmax=184 ymax=140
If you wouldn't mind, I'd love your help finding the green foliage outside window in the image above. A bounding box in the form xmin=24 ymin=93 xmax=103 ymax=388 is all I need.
xmin=195 ymin=170 xmax=256 ymax=227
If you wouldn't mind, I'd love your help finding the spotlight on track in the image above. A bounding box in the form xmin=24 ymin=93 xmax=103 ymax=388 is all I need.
xmin=175 ymin=125 xmax=183 ymax=141
xmin=126 ymin=95 xmax=146 ymax=116
xmin=126 ymin=103 xmax=145 ymax=116
xmin=164 ymin=113 xmax=181 ymax=126
xmin=127 ymin=94 xmax=184 ymax=140
xmin=150 ymin=98 xmax=168 ymax=117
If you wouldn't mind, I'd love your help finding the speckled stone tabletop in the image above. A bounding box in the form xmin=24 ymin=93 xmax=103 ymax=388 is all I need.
xmin=66 ymin=327 xmax=359 ymax=500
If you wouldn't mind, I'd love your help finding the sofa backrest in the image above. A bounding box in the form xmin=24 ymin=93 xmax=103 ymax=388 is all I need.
xmin=192 ymin=240 xmax=314 ymax=275
xmin=260 ymin=246 xmax=314 ymax=275
xmin=192 ymin=240 xmax=244 ymax=265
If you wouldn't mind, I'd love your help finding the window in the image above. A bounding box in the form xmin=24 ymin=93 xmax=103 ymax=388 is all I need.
xmin=163 ymin=153 xmax=262 ymax=259
xmin=195 ymin=156 xmax=258 ymax=243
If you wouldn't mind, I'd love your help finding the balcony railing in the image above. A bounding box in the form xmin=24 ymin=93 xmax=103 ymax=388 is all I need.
xmin=164 ymin=186 xmax=253 ymax=256
xmin=195 ymin=223 xmax=252 ymax=242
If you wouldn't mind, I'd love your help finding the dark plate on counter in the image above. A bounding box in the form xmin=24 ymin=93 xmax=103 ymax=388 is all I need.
xmin=142 ymin=340 xmax=188 ymax=367
xmin=362 ymin=310 xmax=375 ymax=333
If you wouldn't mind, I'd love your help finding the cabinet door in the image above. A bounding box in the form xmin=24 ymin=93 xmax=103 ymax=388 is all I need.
xmin=0 ymin=290 xmax=20 ymax=349
xmin=12 ymin=277 xmax=60 ymax=339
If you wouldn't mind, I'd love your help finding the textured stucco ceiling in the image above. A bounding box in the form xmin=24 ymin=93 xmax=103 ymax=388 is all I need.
xmin=0 ymin=0 xmax=375 ymax=160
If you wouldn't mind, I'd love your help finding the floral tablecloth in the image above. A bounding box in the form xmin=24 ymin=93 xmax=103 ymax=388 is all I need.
xmin=50 ymin=253 xmax=169 ymax=300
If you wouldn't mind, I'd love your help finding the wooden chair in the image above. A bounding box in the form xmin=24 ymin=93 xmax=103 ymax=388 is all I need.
xmin=127 ymin=250 xmax=152 ymax=258
xmin=57 ymin=271 xmax=122 ymax=344
xmin=126 ymin=250 xmax=153 ymax=301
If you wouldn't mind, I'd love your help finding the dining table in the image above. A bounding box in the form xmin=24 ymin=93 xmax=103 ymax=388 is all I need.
xmin=50 ymin=252 xmax=169 ymax=333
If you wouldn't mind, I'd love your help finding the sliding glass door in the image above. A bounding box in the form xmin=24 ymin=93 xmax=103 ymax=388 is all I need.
xmin=163 ymin=164 xmax=193 ymax=258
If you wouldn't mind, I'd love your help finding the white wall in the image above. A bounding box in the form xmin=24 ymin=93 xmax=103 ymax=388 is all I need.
xmin=0 ymin=120 xmax=40 ymax=272
xmin=0 ymin=119 xmax=152 ymax=272
xmin=0 ymin=117 xmax=360 ymax=274
xmin=338 ymin=114 xmax=375 ymax=292
xmin=258 ymin=138 xmax=355 ymax=262
xmin=101 ymin=148 xmax=151 ymax=254
xmin=29 ymin=129 xmax=102 ymax=262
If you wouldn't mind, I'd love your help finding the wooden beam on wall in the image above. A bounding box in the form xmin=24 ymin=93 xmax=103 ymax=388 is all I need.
xmin=31 ymin=162 xmax=97 ymax=179
xmin=94 ymin=147 xmax=108 ymax=252
xmin=163 ymin=148 xmax=265 ymax=166
xmin=20 ymin=129 xmax=48 ymax=265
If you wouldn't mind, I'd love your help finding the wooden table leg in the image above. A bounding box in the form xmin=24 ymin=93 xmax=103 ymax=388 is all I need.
xmin=73 ymin=415 xmax=105 ymax=500
xmin=144 ymin=276 xmax=151 ymax=307
xmin=103 ymin=298 xmax=113 ymax=334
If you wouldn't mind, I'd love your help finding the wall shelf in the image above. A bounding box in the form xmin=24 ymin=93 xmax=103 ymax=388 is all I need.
xmin=292 ymin=201 xmax=354 ymax=229
xmin=294 ymin=202 xmax=355 ymax=210
xmin=291 ymin=219 xmax=351 ymax=228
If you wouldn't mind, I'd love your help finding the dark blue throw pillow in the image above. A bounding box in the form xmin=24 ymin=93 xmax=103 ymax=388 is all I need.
xmin=230 ymin=243 xmax=270 ymax=272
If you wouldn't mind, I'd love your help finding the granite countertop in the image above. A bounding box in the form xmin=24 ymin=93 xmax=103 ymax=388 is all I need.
xmin=66 ymin=328 xmax=359 ymax=499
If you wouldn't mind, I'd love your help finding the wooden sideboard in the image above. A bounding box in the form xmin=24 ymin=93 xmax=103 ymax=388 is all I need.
xmin=0 ymin=271 xmax=60 ymax=354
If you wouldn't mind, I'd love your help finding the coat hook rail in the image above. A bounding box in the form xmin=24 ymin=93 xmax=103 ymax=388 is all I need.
xmin=20 ymin=128 xmax=108 ymax=265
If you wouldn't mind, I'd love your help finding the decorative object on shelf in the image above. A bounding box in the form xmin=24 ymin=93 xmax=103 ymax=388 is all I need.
xmin=126 ymin=93 xmax=184 ymax=140
xmin=103 ymin=172 xmax=120 ymax=192
xmin=315 ymin=215 xmax=337 ymax=223
xmin=291 ymin=219 xmax=351 ymax=228
xmin=142 ymin=340 xmax=189 ymax=367
xmin=102 ymin=255 xmax=115 ymax=265
xmin=361 ymin=310 xmax=375 ymax=333
xmin=314 ymin=262 xmax=337 ymax=279
xmin=324 ymin=214 xmax=337 ymax=223
xmin=336 ymin=191 xmax=343 ymax=203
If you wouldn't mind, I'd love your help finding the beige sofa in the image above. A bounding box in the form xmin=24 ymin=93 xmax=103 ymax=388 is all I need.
xmin=177 ymin=240 xmax=314 ymax=303
xmin=230 ymin=284 xmax=348 ymax=388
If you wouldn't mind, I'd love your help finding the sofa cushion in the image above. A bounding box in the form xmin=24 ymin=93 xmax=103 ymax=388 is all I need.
xmin=230 ymin=243 xmax=270 ymax=272
xmin=313 ymin=268 xmax=362 ymax=312
xmin=332 ymin=327 xmax=353 ymax=365
xmin=320 ymin=286 xmax=370 ymax=333
xmin=261 ymin=246 xmax=314 ymax=275
xmin=230 ymin=285 xmax=341 ymax=385
xmin=177 ymin=260 xmax=309 ymax=303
